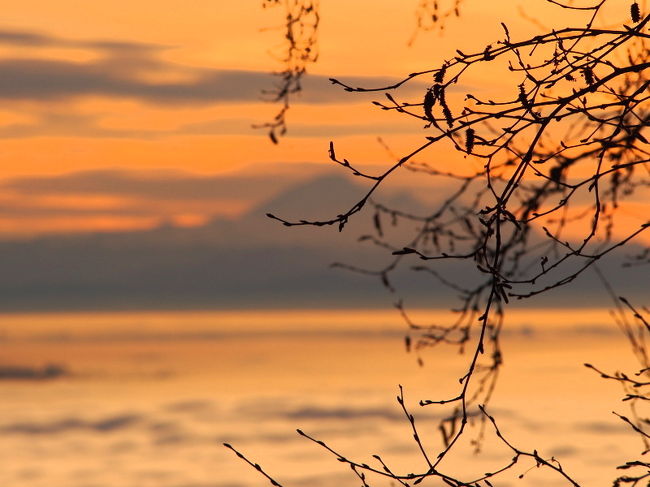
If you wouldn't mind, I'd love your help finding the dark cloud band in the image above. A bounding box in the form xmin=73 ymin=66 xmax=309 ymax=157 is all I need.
xmin=0 ymin=27 xmax=427 ymax=105
xmin=0 ymin=59 xmax=423 ymax=105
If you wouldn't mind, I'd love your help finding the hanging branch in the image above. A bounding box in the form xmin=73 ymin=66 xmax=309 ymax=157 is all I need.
xmin=257 ymin=0 xmax=320 ymax=143
xmin=409 ymin=0 xmax=467 ymax=45
xmin=586 ymin=297 xmax=650 ymax=487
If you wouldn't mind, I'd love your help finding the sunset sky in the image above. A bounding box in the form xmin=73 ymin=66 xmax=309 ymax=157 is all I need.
xmin=0 ymin=0 xmax=646 ymax=311
xmin=0 ymin=0 xmax=428 ymax=236
xmin=1 ymin=0 xmax=612 ymax=237
xmin=1 ymin=6 xmax=647 ymax=487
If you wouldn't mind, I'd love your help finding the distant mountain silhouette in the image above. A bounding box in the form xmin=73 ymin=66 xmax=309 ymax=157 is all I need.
xmin=247 ymin=174 xmax=367 ymax=221
xmin=198 ymin=174 xmax=376 ymax=247
xmin=0 ymin=174 xmax=646 ymax=311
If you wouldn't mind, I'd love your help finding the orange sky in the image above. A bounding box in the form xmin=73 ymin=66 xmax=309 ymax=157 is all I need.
xmin=0 ymin=0 xmax=647 ymax=240
xmin=0 ymin=1 xmax=485 ymax=178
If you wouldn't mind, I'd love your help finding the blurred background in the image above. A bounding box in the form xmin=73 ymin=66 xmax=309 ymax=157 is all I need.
xmin=0 ymin=1 xmax=647 ymax=486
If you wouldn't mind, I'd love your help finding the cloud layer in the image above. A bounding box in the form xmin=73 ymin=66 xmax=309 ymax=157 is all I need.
xmin=0 ymin=28 xmax=425 ymax=106
xmin=0 ymin=27 xmax=433 ymax=140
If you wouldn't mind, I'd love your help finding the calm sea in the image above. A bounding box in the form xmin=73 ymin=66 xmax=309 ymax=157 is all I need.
xmin=0 ymin=309 xmax=644 ymax=487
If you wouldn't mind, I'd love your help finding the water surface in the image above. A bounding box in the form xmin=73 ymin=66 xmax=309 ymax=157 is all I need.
xmin=0 ymin=309 xmax=643 ymax=487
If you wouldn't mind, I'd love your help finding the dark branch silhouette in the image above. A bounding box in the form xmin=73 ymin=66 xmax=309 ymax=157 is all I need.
xmin=409 ymin=0 xmax=467 ymax=45
xmin=586 ymin=297 xmax=650 ymax=487
xmin=258 ymin=0 xmax=466 ymax=141
xmin=230 ymin=1 xmax=650 ymax=485
xmin=257 ymin=0 xmax=319 ymax=143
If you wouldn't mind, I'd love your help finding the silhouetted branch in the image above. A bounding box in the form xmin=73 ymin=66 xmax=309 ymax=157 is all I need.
xmin=409 ymin=0 xmax=466 ymax=45
xmin=234 ymin=1 xmax=650 ymax=485
xmin=223 ymin=443 xmax=284 ymax=487
xmin=257 ymin=0 xmax=319 ymax=143
xmin=586 ymin=296 xmax=650 ymax=484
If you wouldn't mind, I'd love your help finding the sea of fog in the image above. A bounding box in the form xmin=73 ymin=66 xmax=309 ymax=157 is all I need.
xmin=0 ymin=309 xmax=645 ymax=487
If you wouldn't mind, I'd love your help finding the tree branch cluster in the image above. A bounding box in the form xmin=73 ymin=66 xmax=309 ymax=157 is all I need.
xmin=234 ymin=1 xmax=650 ymax=485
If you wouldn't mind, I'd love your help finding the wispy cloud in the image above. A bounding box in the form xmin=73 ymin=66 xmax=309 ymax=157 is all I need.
xmin=1 ymin=166 xmax=321 ymax=201
xmin=0 ymin=27 xmax=163 ymax=52
xmin=1 ymin=413 xmax=142 ymax=435
xmin=0 ymin=112 xmax=163 ymax=139
xmin=179 ymin=117 xmax=424 ymax=138
xmin=0 ymin=59 xmax=424 ymax=105
xmin=0 ymin=27 xmax=434 ymax=140
xmin=0 ymin=110 xmax=424 ymax=140
xmin=0 ymin=27 xmax=426 ymax=106
xmin=0 ymin=165 xmax=329 ymax=228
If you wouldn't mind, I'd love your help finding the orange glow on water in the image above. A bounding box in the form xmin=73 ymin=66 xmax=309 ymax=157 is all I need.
xmin=0 ymin=307 xmax=624 ymax=340
xmin=0 ymin=308 xmax=642 ymax=487
xmin=0 ymin=3 xmax=645 ymax=486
